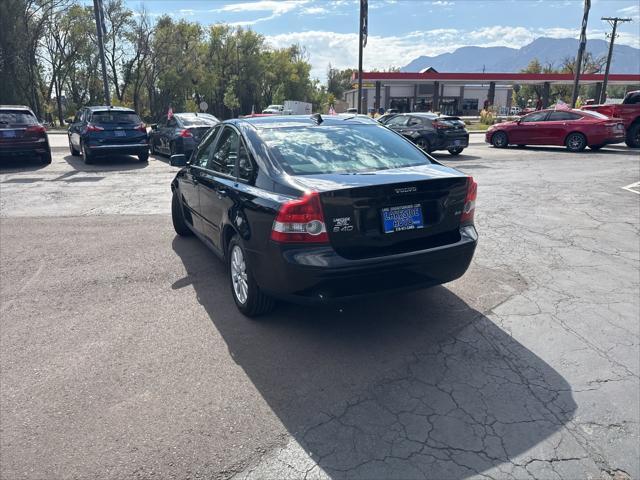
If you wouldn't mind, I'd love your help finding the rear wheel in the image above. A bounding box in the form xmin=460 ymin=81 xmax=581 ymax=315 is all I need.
xmin=447 ymin=147 xmax=464 ymax=155
xmin=82 ymin=142 xmax=93 ymax=164
xmin=228 ymin=235 xmax=275 ymax=317
xmin=415 ymin=137 xmax=431 ymax=153
xmin=626 ymin=122 xmax=640 ymax=148
xmin=491 ymin=131 xmax=508 ymax=148
xmin=170 ymin=141 xmax=177 ymax=156
xmin=69 ymin=139 xmax=80 ymax=156
xmin=589 ymin=144 xmax=605 ymax=151
xmin=565 ymin=132 xmax=587 ymax=152
xmin=171 ymin=189 xmax=193 ymax=237
xmin=149 ymin=140 xmax=156 ymax=155
xmin=41 ymin=151 xmax=52 ymax=165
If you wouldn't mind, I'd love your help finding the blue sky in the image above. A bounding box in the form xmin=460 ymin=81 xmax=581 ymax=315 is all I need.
xmin=124 ymin=0 xmax=640 ymax=79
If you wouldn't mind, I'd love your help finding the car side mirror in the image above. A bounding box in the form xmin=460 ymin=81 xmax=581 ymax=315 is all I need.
xmin=151 ymin=124 xmax=158 ymax=131
xmin=170 ymin=154 xmax=187 ymax=167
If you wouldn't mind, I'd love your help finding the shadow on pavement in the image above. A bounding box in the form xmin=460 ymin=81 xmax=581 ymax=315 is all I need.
xmin=63 ymin=153 xmax=148 ymax=172
xmin=431 ymin=152 xmax=484 ymax=162
xmin=171 ymin=236 xmax=577 ymax=479
xmin=490 ymin=145 xmax=638 ymax=156
xmin=0 ymin=155 xmax=49 ymax=172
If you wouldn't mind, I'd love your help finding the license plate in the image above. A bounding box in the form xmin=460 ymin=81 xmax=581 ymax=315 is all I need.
xmin=2 ymin=130 xmax=16 ymax=138
xmin=381 ymin=204 xmax=424 ymax=234
xmin=114 ymin=130 xmax=126 ymax=137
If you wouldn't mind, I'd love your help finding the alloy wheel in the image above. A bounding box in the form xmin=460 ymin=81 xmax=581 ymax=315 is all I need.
xmin=231 ymin=245 xmax=248 ymax=304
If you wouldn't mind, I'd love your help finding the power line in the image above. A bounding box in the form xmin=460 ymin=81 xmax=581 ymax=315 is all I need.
xmin=599 ymin=16 xmax=632 ymax=104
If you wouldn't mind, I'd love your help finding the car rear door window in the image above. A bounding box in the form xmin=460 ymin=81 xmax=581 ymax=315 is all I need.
xmin=237 ymin=141 xmax=256 ymax=183
xmin=521 ymin=111 xmax=548 ymax=122
xmin=191 ymin=125 xmax=220 ymax=168
xmin=548 ymin=111 xmax=582 ymax=121
xmin=208 ymin=126 xmax=237 ymax=177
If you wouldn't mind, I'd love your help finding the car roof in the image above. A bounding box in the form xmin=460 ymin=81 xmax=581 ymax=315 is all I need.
xmin=232 ymin=114 xmax=381 ymax=129
xmin=0 ymin=105 xmax=33 ymax=111
xmin=394 ymin=112 xmax=438 ymax=118
xmin=87 ymin=106 xmax=136 ymax=112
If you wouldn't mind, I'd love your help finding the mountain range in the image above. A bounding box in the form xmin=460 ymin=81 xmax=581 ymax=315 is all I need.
xmin=401 ymin=37 xmax=640 ymax=74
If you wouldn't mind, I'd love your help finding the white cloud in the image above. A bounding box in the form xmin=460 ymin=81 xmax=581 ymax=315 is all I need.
xmin=302 ymin=6 xmax=329 ymax=14
xmin=266 ymin=25 xmax=640 ymax=81
xmin=211 ymin=1 xmax=309 ymax=15
xmin=617 ymin=4 xmax=640 ymax=21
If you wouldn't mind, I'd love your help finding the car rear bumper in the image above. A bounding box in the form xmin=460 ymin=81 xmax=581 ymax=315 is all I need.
xmin=85 ymin=143 xmax=148 ymax=156
xmin=0 ymin=142 xmax=50 ymax=157
xmin=249 ymin=225 xmax=478 ymax=303
xmin=433 ymin=133 xmax=469 ymax=151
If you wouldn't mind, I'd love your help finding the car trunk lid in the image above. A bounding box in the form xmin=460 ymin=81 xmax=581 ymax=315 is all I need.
xmin=289 ymin=164 xmax=469 ymax=259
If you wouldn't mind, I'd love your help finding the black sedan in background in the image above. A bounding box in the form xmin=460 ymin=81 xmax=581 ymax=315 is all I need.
xmin=149 ymin=113 xmax=219 ymax=159
xmin=0 ymin=105 xmax=51 ymax=164
xmin=68 ymin=106 xmax=148 ymax=164
xmin=170 ymin=115 xmax=478 ymax=316
xmin=380 ymin=112 xmax=469 ymax=155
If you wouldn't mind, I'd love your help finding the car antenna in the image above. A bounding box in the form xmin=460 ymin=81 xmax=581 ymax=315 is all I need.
xmin=311 ymin=113 xmax=323 ymax=125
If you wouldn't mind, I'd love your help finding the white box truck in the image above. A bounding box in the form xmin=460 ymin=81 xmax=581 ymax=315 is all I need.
xmin=283 ymin=100 xmax=312 ymax=115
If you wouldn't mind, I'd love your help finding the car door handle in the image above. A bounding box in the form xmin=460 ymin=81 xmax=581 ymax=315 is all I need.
xmin=217 ymin=189 xmax=227 ymax=198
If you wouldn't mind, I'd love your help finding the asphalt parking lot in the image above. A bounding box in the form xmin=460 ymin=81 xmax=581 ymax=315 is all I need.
xmin=1 ymin=133 xmax=638 ymax=480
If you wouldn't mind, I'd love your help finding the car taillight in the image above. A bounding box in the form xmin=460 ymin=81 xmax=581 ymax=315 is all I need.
xmin=25 ymin=125 xmax=46 ymax=134
xmin=86 ymin=123 xmax=104 ymax=132
xmin=432 ymin=121 xmax=449 ymax=130
xmin=460 ymin=177 xmax=477 ymax=224
xmin=271 ymin=192 xmax=329 ymax=243
xmin=179 ymin=129 xmax=193 ymax=138
xmin=135 ymin=123 xmax=147 ymax=132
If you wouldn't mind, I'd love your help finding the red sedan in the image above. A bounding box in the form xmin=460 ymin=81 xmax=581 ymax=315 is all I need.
xmin=485 ymin=109 xmax=626 ymax=152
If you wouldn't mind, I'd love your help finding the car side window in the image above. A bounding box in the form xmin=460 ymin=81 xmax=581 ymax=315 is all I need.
xmin=386 ymin=116 xmax=408 ymax=127
xmin=521 ymin=111 xmax=548 ymax=122
xmin=548 ymin=111 xmax=581 ymax=121
xmin=407 ymin=117 xmax=422 ymax=127
xmin=238 ymin=140 xmax=257 ymax=183
xmin=208 ymin=126 xmax=238 ymax=177
xmin=191 ymin=125 xmax=220 ymax=168
xmin=167 ymin=117 xmax=177 ymax=128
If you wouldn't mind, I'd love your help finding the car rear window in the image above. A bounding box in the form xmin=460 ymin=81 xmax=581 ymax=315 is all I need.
xmin=0 ymin=110 xmax=37 ymax=125
xmin=259 ymin=124 xmax=433 ymax=175
xmin=90 ymin=111 xmax=141 ymax=124
xmin=581 ymin=110 xmax=609 ymax=120
xmin=179 ymin=114 xmax=219 ymax=126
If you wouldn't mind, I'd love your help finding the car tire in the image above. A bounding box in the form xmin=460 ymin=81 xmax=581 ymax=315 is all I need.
xmin=447 ymin=147 xmax=464 ymax=155
xmin=589 ymin=144 xmax=605 ymax=151
xmin=69 ymin=139 xmax=80 ymax=156
xmin=491 ymin=131 xmax=508 ymax=148
xmin=139 ymin=151 xmax=149 ymax=162
xmin=41 ymin=151 xmax=52 ymax=165
xmin=170 ymin=141 xmax=177 ymax=156
xmin=82 ymin=142 xmax=93 ymax=164
xmin=171 ymin=189 xmax=193 ymax=237
xmin=517 ymin=144 xmax=526 ymax=148
xmin=149 ymin=140 xmax=156 ymax=155
xmin=228 ymin=235 xmax=275 ymax=317
xmin=626 ymin=122 xmax=640 ymax=148
xmin=415 ymin=137 xmax=431 ymax=153
xmin=565 ymin=132 xmax=587 ymax=152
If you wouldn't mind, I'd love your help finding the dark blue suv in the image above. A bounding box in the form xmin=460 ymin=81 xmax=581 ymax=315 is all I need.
xmin=68 ymin=106 xmax=148 ymax=164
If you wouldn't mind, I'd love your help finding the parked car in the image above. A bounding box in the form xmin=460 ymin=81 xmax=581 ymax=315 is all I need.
xmin=486 ymin=108 xmax=625 ymax=152
xmin=345 ymin=107 xmax=358 ymax=114
xmin=262 ymin=104 xmax=284 ymax=114
xmin=149 ymin=113 xmax=219 ymax=159
xmin=169 ymin=115 xmax=478 ymax=316
xmin=68 ymin=106 xmax=148 ymax=164
xmin=582 ymin=90 xmax=640 ymax=148
xmin=380 ymin=112 xmax=469 ymax=155
xmin=0 ymin=105 xmax=51 ymax=164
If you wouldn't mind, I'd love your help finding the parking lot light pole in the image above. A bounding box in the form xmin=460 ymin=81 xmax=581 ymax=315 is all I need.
xmin=357 ymin=0 xmax=367 ymax=114
xmin=571 ymin=0 xmax=591 ymax=108
xmin=600 ymin=17 xmax=632 ymax=104
xmin=93 ymin=0 xmax=111 ymax=106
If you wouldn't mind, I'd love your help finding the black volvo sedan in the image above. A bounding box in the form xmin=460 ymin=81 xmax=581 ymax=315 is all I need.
xmin=170 ymin=115 xmax=478 ymax=316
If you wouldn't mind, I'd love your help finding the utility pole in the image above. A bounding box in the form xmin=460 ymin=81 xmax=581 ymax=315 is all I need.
xmin=357 ymin=0 xmax=367 ymax=114
xmin=93 ymin=0 xmax=111 ymax=106
xmin=571 ymin=0 xmax=591 ymax=108
xmin=600 ymin=16 xmax=632 ymax=103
